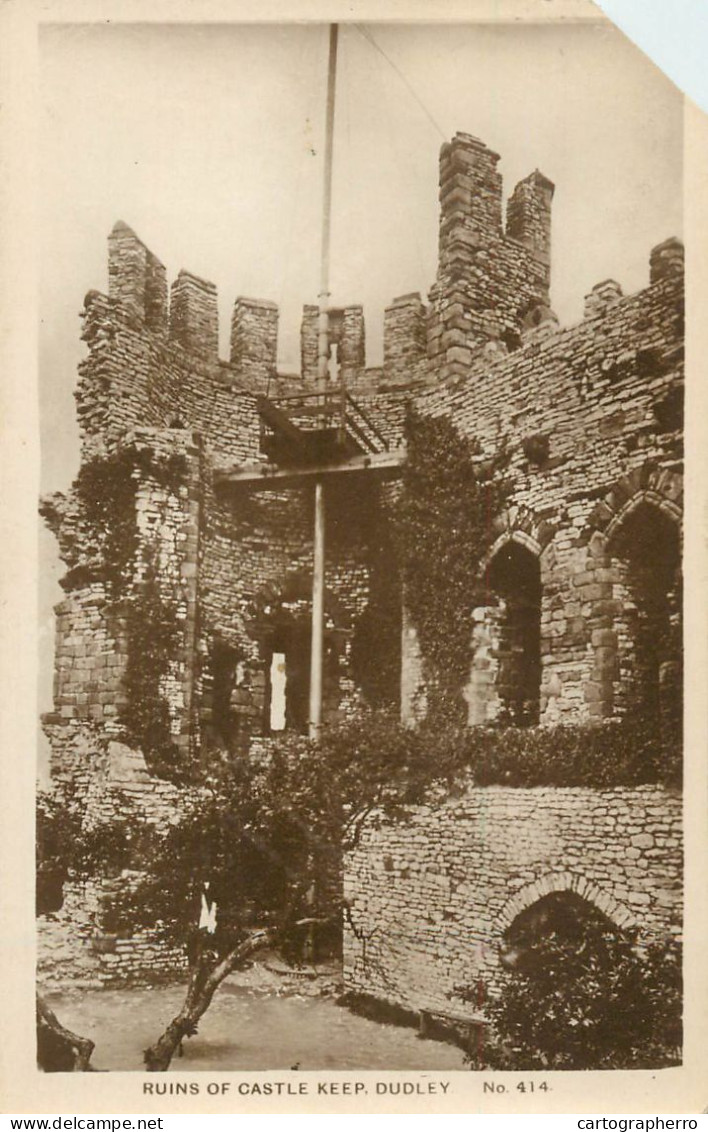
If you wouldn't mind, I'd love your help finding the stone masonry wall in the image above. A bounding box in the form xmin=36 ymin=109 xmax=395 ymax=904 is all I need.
xmin=48 ymin=218 xmax=405 ymax=775
xmin=343 ymin=782 xmax=682 ymax=1019
xmin=427 ymin=134 xmax=554 ymax=385
xmin=406 ymin=238 xmax=683 ymax=725
xmin=38 ymin=741 xmax=188 ymax=988
xmin=42 ymin=428 xmax=203 ymax=757
xmin=54 ymin=150 xmax=684 ymax=759
xmin=198 ymin=477 xmax=395 ymax=753
xmin=37 ymin=879 xmax=188 ymax=990
xmin=77 ymin=286 xmax=262 ymax=472
xmin=383 ymin=293 xmax=429 ymax=387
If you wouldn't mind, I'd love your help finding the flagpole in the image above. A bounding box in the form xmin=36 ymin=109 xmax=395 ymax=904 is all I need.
xmin=309 ymin=23 xmax=338 ymax=741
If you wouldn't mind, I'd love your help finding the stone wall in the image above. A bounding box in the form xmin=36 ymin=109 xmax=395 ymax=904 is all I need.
xmin=45 ymin=587 xmax=127 ymax=737
xmin=343 ymin=782 xmax=682 ymax=1018
xmin=383 ymin=293 xmax=428 ymax=387
xmin=427 ymin=134 xmax=554 ymax=384
xmin=46 ymin=220 xmax=409 ymax=769
xmin=47 ymin=138 xmax=684 ymax=762
xmin=37 ymin=878 xmax=188 ymax=989
xmin=407 ymin=232 xmax=683 ymax=726
xmin=55 ymin=140 xmax=683 ymax=753
xmin=77 ymin=284 xmax=262 ymax=472
xmin=197 ymin=478 xmax=388 ymax=752
xmin=42 ymin=428 xmax=203 ymax=757
xmin=38 ymin=741 xmax=188 ymax=988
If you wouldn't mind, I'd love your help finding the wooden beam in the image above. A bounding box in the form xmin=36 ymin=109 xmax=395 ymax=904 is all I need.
xmin=256 ymin=395 xmax=309 ymax=448
xmin=215 ymin=447 xmax=406 ymax=489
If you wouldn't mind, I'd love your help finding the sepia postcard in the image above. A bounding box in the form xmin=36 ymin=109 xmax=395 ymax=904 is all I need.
xmin=1 ymin=0 xmax=707 ymax=1116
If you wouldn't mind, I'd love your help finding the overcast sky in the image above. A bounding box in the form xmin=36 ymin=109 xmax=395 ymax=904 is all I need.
xmin=37 ymin=15 xmax=683 ymax=742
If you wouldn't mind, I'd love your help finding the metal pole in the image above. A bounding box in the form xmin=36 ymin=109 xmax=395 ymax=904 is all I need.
xmin=309 ymin=24 xmax=338 ymax=741
xmin=317 ymin=23 xmax=338 ymax=397
xmin=309 ymin=479 xmax=326 ymax=739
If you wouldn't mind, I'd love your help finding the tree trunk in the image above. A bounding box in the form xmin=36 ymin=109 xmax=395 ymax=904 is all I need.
xmin=143 ymin=928 xmax=275 ymax=1071
xmin=36 ymin=994 xmax=95 ymax=1072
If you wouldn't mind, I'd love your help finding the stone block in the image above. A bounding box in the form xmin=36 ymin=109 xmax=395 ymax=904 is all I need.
xmin=630 ymin=833 xmax=655 ymax=850
xmin=446 ymin=346 xmax=472 ymax=366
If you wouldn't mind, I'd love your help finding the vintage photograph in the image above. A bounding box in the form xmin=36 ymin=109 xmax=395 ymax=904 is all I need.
xmin=32 ymin=5 xmax=688 ymax=1086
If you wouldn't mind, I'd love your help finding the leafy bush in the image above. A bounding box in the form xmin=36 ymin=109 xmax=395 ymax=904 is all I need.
xmin=306 ymin=710 xmax=680 ymax=792
xmin=36 ymin=788 xmax=83 ymax=915
xmin=460 ymin=715 xmax=681 ymax=789
xmin=461 ymin=931 xmax=682 ymax=1071
xmin=38 ymin=706 xmax=679 ymax=984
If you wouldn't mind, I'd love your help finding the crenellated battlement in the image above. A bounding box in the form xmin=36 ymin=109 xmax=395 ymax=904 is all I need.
xmin=300 ymin=303 xmax=366 ymax=387
xmin=506 ymin=169 xmax=554 ymax=266
xmin=106 ymin=221 xmax=281 ymax=379
xmin=230 ymin=296 xmax=279 ymax=385
xmin=650 ymin=237 xmax=684 ymax=284
xmin=102 ymin=134 xmax=682 ymax=409
xmin=73 ymin=133 xmax=684 ymax=481
xmin=170 ymin=269 xmax=219 ymax=358
xmin=108 ymin=221 xmax=169 ymax=334
xmin=438 ymin=133 xmax=504 ymax=256
xmin=429 ymin=133 xmax=557 ymax=379
xmin=383 ymin=293 xmax=428 ymax=386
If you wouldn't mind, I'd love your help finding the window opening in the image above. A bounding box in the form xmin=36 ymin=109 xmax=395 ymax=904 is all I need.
xmin=268 ymin=651 xmax=287 ymax=732
xmin=486 ymin=542 xmax=542 ymax=726
xmin=609 ymin=501 xmax=681 ymax=739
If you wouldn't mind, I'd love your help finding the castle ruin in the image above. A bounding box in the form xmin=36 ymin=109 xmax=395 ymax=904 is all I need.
xmin=39 ymin=132 xmax=683 ymax=1013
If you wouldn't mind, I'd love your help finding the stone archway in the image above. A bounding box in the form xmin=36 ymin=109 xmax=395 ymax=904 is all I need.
xmin=589 ymin=467 xmax=682 ymax=541
xmin=499 ymin=890 xmax=624 ymax=975
xmin=496 ymin=872 xmax=636 ymax=937
xmin=607 ymin=499 xmax=681 ymax=733
xmin=485 ymin=503 xmax=557 ymax=566
xmin=584 ymin=467 xmax=683 ymax=728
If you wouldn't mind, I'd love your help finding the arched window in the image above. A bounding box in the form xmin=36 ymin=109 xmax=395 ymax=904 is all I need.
xmin=483 ymin=541 xmax=542 ymax=726
xmin=608 ymin=501 xmax=681 ymax=738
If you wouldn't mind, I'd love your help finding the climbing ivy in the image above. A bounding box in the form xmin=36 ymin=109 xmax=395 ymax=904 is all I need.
xmin=344 ymin=482 xmax=402 ymax=710
xmin=120 ymin=560 xmax=187 ymax=784
xmin=73 ymin=448 xmax=187 ymax=597
xmin=393 ymin=407 xmax=511 ymax=721
xmin=72 ymin=445 xmax=191 ymax=782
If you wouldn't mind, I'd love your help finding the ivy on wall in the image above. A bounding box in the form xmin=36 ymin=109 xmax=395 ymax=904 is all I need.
xmin=393 ymin=407 xmax=511 ymax=720
xmin=71 ymin=445 xmax=190 ymax=782
xmin=120 ymin=560 xmax=184 ymax=782
xmin=334 ymin=480 xmax=402 ymax=710
xmin=71 ymin=448 xmax=187 ymax=597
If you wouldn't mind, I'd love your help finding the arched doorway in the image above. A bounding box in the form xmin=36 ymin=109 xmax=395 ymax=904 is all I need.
xmin=491 ymin=889 xmax=681 ymax=1069
xmin=500 ymin=890 xmax=618 ymax=974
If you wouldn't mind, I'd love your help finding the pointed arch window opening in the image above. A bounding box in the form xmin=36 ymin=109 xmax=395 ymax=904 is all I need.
xmin=469 ymin=541 xmax=542 ymax=728
xmin=607 ymin=501 xmax=682 ymax=735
